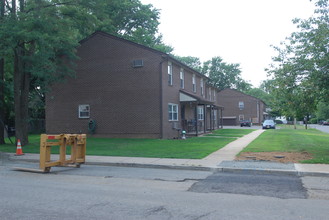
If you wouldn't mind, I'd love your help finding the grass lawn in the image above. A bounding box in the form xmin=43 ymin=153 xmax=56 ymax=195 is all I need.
xmin=0 ymin=129 xmax=253 ymax=159
xmin=242 ymin=126 xmax=329 ymax=164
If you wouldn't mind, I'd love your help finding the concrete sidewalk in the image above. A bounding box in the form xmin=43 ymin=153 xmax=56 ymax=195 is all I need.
xmin=5 ymin=129 xmax=329 ymax=176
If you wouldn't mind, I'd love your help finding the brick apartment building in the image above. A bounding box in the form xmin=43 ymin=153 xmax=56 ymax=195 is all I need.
xmin=217 ymin=88 xmax=267 ymax=126
xmin=46 ymin=31 xmax=223 ymax=139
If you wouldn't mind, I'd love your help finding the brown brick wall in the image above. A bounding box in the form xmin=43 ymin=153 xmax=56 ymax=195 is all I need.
xmin=217 ymin=89 xmax=266 ymax=125
xmin=46 ymin=33 xmax=162 ymax=138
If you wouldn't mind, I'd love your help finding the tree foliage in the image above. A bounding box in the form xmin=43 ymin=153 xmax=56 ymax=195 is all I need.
xmin=174 ymin=55 xmax=252 ymax=91
xmin=316 ymin=101 xmax=329 ymax=120
xmin=202 ymin=56 xmax=251 ymax=91
xmin=173 ymin=56 xmax=202 ymax=72
xmin=266 ymin=0 xmax=329 ymax=126
xmin=0 ymin=0 xmax=5 ymax=144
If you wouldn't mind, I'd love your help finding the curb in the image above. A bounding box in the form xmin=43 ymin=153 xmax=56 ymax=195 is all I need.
xmin=86 ymin=161 xmax=219 ymax=172
xmin=6 ymin=156 xmax=329 ymax=177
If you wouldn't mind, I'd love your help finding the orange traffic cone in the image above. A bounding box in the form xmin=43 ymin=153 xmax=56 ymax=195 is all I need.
xmin=15 ymin=139 xmax=24 ymax=156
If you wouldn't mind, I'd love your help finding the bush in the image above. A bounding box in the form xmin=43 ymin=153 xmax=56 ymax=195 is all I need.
xmin=309 ymin=118 xmax=318 ymax=124
xmin=275 ymin=120 xmax=283 ymax=124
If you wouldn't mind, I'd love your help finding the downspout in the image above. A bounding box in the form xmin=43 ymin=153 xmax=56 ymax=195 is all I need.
xmin=257 ymin=100 xmax=260 ymax=125
xmin=195 ymin=104 xmax=198 ymax=136
xmin=204 ymin=104 xmax=207 ymax=133
xmin=159 ymin=58 xmax=165 ymax=139
xmin=210 ymin=105 xmax=213 ymax=131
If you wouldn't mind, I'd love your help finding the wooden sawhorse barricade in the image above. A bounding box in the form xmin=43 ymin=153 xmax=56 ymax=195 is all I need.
xmin=39 ymin=134 xmax=87 ymax=173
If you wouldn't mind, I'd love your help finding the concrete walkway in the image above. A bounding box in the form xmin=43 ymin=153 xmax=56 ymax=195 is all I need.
xmin=6 ymin=129 xmax=329 ymax=176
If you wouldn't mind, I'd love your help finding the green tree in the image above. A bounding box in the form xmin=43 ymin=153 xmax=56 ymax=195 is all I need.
xmin=244 ymin=88 xmax=270 ymax=105
xmin=173 ymin=56 xmax=202 ymax=72
xmin=0 ymin=0 xmax=4 ymax=144
xmin=316 ymin=101 xmax=329 ymax=120
xmin=202 ymin=56 xmax=251 ymax=91
xmin=268 ymin=48 xmax=317 ymax=128
xmin=266 ymin=0 xmax=328 ymax=128
xmin=91 ymin=0 xmax=172 ymax=53
xmin=289 ymin=0 xmax=329 ymax=101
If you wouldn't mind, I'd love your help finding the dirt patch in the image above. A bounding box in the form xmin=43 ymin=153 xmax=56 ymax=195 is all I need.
xmin=235 ymin=152 xmax=313 ymax=163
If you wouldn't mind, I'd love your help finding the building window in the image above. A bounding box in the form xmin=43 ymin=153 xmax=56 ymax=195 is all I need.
xmin=213 ymin=89 xmax=216 ymax=101
xmin=239 ymin=115 xmax=244 ymax=121
xmin=208 ymin=88 xmax=212 ymax=100
xmin=132 ymin=59 xmax=144 ymax=68
xmin=180 ymin=68 xmax=184 ymax=89
xmin=78 ymin=104 xmax=90 ymax=118
xmin=168 ymin=103 xmax=178 ymax=121
xmin=239 ymin=101 xmax=244 ymax=110
xmin=168 ymin=62 xmax=173 ymax=86
xmin=200 ymin=79 xmax=204 ymax=96
xmin=192 ymin=74 xmax=196 ymax=93
xmin=197 ymin=106 xmax=204 ymax=120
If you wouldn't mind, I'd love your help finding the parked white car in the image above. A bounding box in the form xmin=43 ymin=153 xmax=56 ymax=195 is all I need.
xmin=262 ymin=120 xmax=276 ymax=129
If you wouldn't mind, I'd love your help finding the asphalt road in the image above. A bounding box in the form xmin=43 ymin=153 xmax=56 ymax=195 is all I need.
xmin=1 ymin=162 xmax=329 ymax=220
xmin=308 ymin=124 xmax=329 ymax=133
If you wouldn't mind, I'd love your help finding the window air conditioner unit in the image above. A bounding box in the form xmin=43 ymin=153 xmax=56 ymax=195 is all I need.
xmin=132 ymin=59 xmax=144 ymax=68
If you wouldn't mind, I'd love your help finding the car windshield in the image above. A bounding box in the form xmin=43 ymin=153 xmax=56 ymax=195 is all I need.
xmin=264 ymin=120 xmax=274 ymax=125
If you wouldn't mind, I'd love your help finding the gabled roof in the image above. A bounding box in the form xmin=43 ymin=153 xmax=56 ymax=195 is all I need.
xmin=179 ymin=90 xmax=213 ymax=105
xmin=79 ymin=31 xmax=166 ymax=57
xmin=179 ymin=90 xmax=224 ymax=108
xmin=79 ymin=31 xmax=210 ymax=81
xmin=218 ymin=88 xmax=266 ymax=105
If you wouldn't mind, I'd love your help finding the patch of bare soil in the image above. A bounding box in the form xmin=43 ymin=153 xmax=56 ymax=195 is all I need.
xmin=235 ymin=152 xmax=313 ymax=163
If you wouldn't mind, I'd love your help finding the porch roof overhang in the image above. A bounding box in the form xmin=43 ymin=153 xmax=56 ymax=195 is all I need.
xmin=179 ymin=90 xmax=214 ymax=105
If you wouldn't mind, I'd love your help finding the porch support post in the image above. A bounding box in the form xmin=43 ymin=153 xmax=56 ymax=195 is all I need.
xmin=203 ymin=104 xmax=206 ymax=133
xmin=210 ymin=105 xmax=213 ymax=131
xmin=194 ymin=104 xmax=198 ymax=136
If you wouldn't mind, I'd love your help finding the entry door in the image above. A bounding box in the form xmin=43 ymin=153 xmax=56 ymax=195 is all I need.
xmin=181 ymin=105 xmax=185 ymax=120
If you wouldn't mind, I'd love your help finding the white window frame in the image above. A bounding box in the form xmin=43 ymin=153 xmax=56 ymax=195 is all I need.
xmin=239 ymin=115 xmax=244 ymax=121
xmin=180 ymin=68 xmax=184 ymax=89
xmin=168 ymin=103 xmax=178 ymax=121
xmin=78 ymin=104 xmax=90 ymax=118
xmin=239 ymin=101 xmax=244 ymax=110
xmin=200 ymin=79 xmax=204 ymax=96
xmin=208 ymin=88 xmax=212 ymax=100
xmin=192 ymin=74 xmax=196 ymax=93
xmin=168 ymin=62 xmax=173 ymax=86
xmin=197 ymin=106 xmax=204 ymax=120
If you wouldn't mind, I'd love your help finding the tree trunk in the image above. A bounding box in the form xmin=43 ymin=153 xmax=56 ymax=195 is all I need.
xmin=305 ymin=114 xmax=309 ymax=130
xmin=0 ymin=58 xmax=4 ymax=144
xmin=0 ymin=0 xmax=5 ymax=144
xmin=14 ymin=46 xmax=29 ymax=146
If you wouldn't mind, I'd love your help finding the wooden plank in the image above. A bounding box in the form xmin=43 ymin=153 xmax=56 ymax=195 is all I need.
xmin=44 ymin=161 xmax=61 ymax=167
xmin=39 ymin=134 xmax=48 ymax=170
xmin=12 ymin=167 xmax=50 ymax=173
xmin=45 ymin=142 xmax=60 ymax=146
xmin=47 ymin=135 xmax=62 ymax=140
xmin=75 ymin=159 xmax=85 ymax=163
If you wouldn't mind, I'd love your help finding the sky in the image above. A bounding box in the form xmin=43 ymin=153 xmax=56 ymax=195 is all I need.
xmin=140 ymin=0 xmax=316 ymax=87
